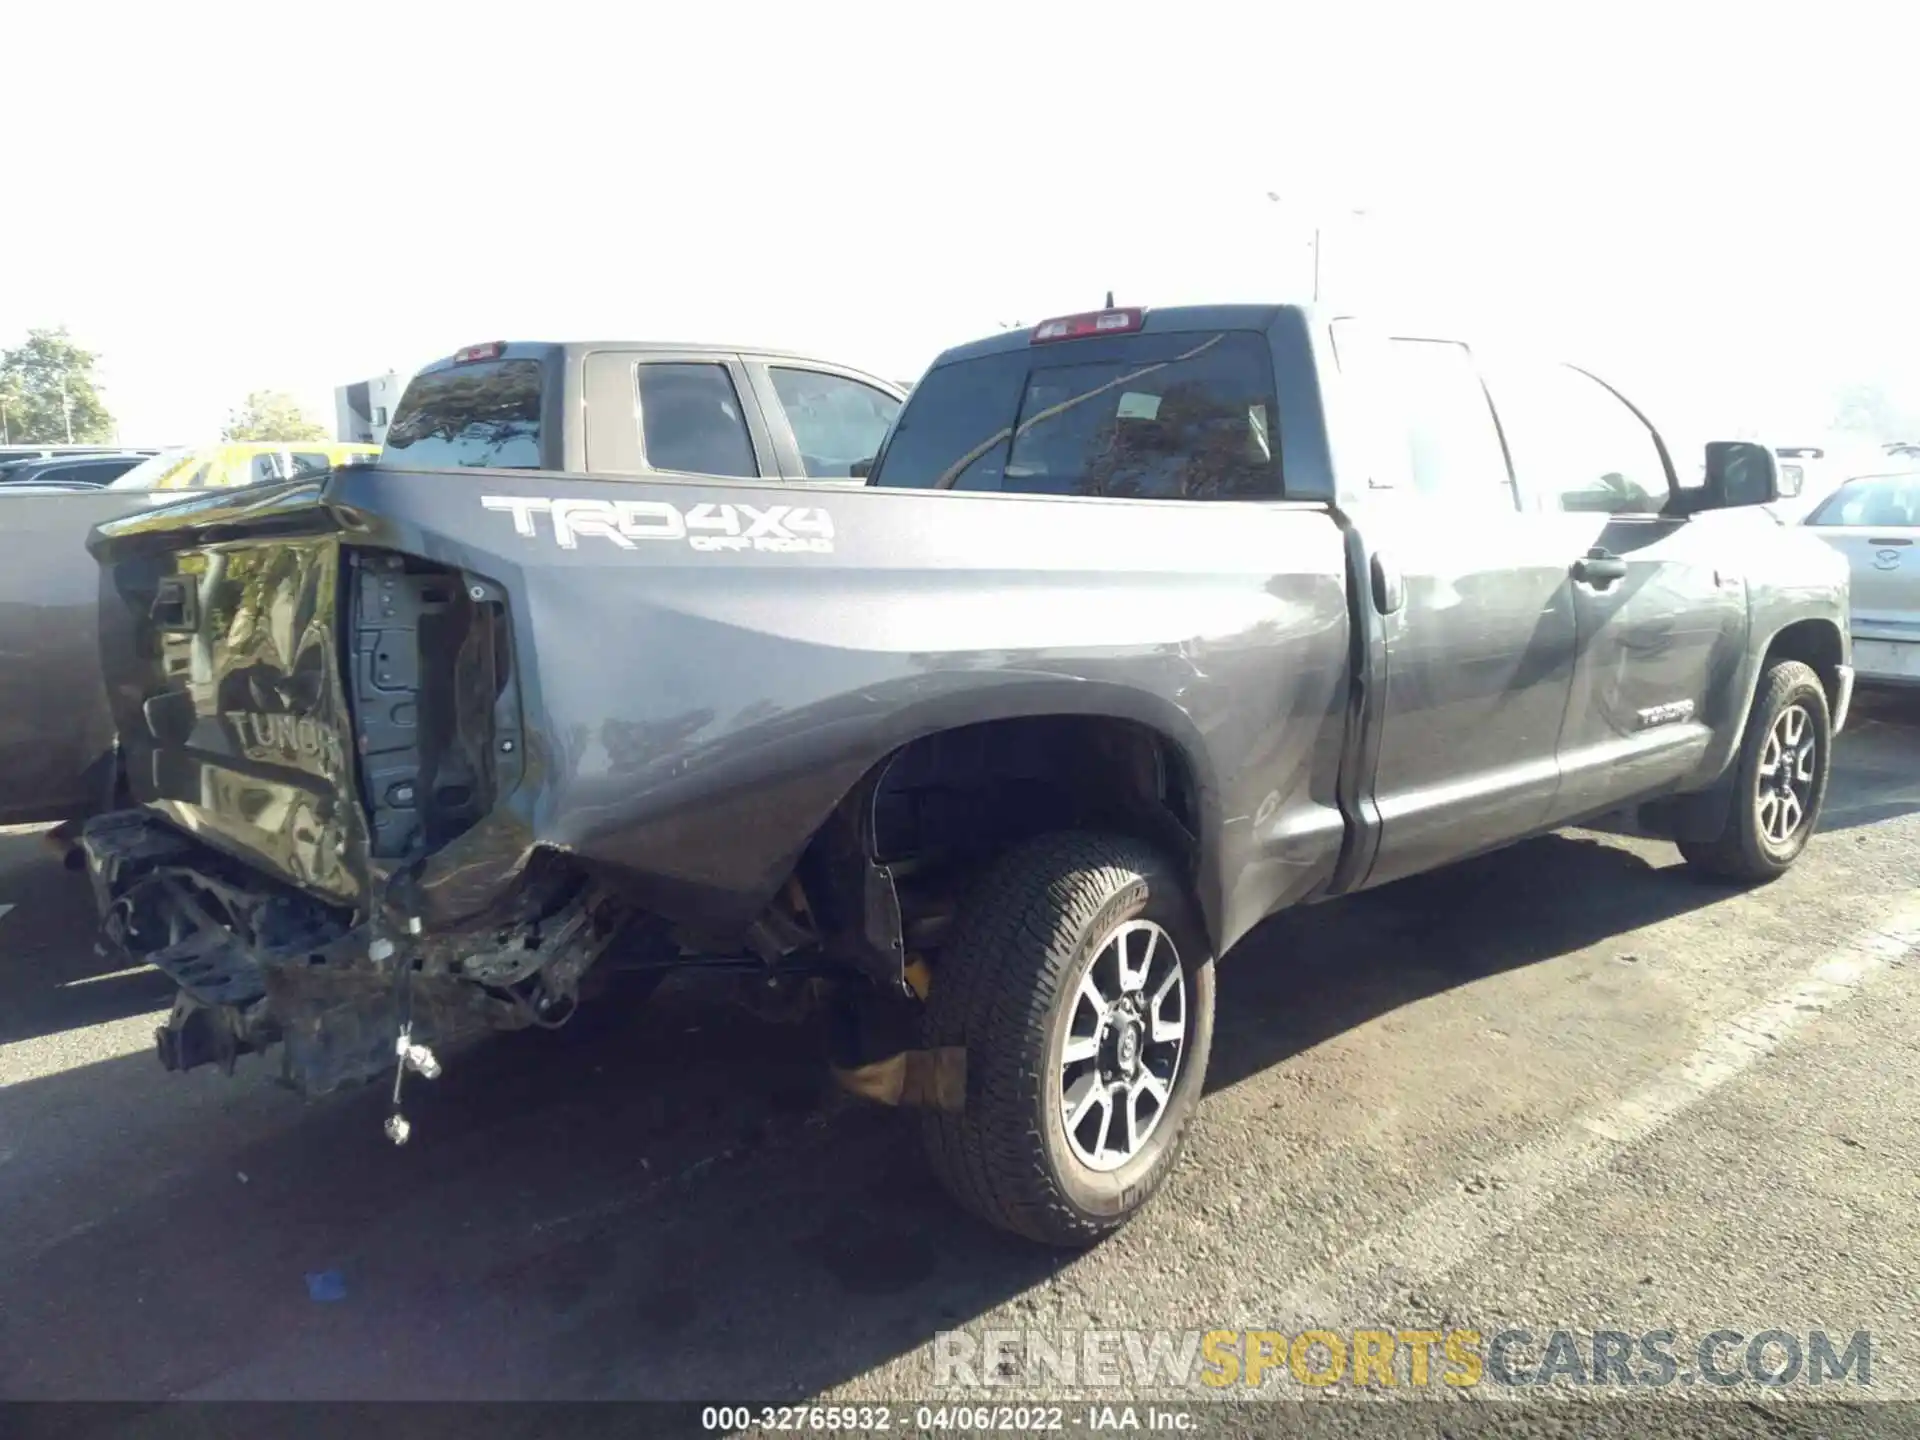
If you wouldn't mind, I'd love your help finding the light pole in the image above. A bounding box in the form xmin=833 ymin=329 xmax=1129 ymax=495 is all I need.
xmin=1265 ymin=194 xmax=1368 ymax=302
xmin=59 ymin=369 xmax=73 ymax=443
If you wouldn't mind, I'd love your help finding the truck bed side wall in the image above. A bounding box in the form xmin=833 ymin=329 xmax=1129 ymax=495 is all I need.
xmin=339 ymin=470 xmax=1354 ymax=954
xmin=92 ymin=466 xmax=1354 ymax=956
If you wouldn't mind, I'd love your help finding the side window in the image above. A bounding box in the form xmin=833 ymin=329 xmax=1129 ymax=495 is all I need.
xmin=249 ymin=453 xmax=283 ymax=485
xmin=290 ymin=452 xmax=333 ymax=478
xmin=768 ymin=367 xmax=900 ymax=478
xmin=635 ymin=362 xmax=757 ymax=477
xmin=1491 ymin=363 xmax=1670 ymax=516
xmin=1381 ymin=339 xmax=1516 ymax=509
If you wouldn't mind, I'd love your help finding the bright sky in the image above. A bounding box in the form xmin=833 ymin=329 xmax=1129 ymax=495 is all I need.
xmin=5 ymin=1 xmax=1914 ymax=450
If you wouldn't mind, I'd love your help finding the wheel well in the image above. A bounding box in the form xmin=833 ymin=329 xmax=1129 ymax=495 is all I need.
xmin=1762 ymin=619 xmax=1845 ymax=714
xmin=865 ymin=715 xmax=1200 ymax=875
xmin=782 ymin=716 xmax=1203 ymax=981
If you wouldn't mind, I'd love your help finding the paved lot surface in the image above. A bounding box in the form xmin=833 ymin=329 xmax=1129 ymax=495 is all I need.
xmin=2 ymin=692 xmax=1917 ymax=1428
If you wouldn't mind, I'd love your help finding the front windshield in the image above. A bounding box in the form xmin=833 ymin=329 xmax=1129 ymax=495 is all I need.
xmin=106 ymin=448 xmax=200 ymax=491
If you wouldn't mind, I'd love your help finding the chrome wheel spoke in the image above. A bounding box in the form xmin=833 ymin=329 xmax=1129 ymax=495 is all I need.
xmin=1075 ymin=971 xmax=1106 ymax=1021
xmin=1064 ymin=1074 xmax=1102 ymax=1133
xmin=1118 ymin=927 xmax=1153 ymax=993
xmin=1113 ymin=1087 xmax=1136 ymax=1155
xmin=1061 ymin=1031 xmax=1100 ymax=1066
xmin=1150 ymin=987 xmax=1185 ymax=1044
xmin=1135 ymin=1070 xmax=1171 ymax=1107
xmin=1092 ymin=1090 xmax=1117 ymax=1157
xmin=1780 ymin=792 xmax=1803 ymax=838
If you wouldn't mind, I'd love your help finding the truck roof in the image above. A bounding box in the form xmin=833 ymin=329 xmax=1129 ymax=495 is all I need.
xmin=412 ymin=340 xmax=897 ymax=381
xmin=929 ymin=304 xmax=1291 ymax=369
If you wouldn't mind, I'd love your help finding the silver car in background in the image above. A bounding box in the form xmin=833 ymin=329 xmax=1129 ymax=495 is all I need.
xmin=1806 ymin=471 xmax=1920 ymax=686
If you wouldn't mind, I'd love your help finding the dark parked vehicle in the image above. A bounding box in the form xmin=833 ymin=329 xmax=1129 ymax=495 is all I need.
xmin=79 ymin=308 xmax=1850 ymax=1245
xmin=0 ymin=452 xmax=152 ymax=488
xmin=0 ymin=444 xmax=160 ymax=463
xmin=0 ymin=344 xmax=902 ymax=832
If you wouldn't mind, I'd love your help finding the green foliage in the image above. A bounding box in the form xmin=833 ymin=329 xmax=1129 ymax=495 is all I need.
xmin=222 ymin=390 xmax=328 ymax=443
xmin=0 ymin=327 xmax=115 ymax=443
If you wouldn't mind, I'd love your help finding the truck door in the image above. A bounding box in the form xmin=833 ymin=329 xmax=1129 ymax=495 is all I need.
xmin=1481 ymin=360 xmax=1747 ymax=824
xmin=1339 ymin=334 xmax=1581 ymax=889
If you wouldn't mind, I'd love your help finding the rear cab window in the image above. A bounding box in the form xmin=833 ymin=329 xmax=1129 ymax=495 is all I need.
xmin=871 ymin=327 xmax=1283 ymax=499
xmin=383 ymin=358 xmax=545 ymax=469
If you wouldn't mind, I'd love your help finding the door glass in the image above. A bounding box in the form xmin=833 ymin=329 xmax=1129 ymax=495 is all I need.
xmin=635 ymin=362 xmax=757 ymax=477
xmin=1492 ymin=363 xmax=1670 ymax=515
xmin=768 ymin=367 xmax=900 ymax=478
xmin=1382 ymin=339 xmax=1516 ymax=509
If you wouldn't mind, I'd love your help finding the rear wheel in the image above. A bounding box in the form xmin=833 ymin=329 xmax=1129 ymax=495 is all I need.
xmin=920 ymin=832 xmax=1215 ymax=1247
xmin=1679 ymin=659 xmax=1831 ymax=882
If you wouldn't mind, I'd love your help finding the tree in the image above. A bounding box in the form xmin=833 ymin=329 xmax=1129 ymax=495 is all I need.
xmin=1830 ymin=381 xmax=1920 ymax=444
xmin=0 ymin=328 xmax=115 ymax=444
xmin=222 ymin=390 xmax=328 ymax=442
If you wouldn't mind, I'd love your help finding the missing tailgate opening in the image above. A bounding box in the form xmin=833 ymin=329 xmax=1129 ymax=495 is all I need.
xmin=347 ymin=551 xmax=523 ymax=861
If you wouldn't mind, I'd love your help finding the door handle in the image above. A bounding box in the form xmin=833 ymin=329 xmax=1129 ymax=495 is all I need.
xmin=1868 ymin=536 xmax=1912 ymax=546
xmin=1370 ymin=550 xmax=1405 ymax=615
xmin=1571 ymin=548 xmax=1628 ymax=587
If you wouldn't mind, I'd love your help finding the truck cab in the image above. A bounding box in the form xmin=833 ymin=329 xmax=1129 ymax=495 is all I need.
xmin=382 ymin=341 xmax=906 ymax=484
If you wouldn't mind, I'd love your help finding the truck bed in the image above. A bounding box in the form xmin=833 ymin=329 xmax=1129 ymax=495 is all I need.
xmin=86 ymin=463 xmax=1355 ymax=957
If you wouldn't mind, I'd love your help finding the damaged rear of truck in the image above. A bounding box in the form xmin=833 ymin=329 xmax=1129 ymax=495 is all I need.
xmin=80 ymin=314 xmax=1360 ymax=1244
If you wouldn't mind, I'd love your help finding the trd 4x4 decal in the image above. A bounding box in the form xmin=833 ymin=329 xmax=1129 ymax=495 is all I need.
xmin=481 ymin=495 xmax=835 ymax=554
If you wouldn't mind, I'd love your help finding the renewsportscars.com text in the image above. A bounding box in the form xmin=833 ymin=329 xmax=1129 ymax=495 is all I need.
xmin=933 ymin=1327 xmax=1872 ymax=1390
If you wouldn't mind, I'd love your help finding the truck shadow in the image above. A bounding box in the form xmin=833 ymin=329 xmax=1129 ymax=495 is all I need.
xmin=1821 ymin=689 xmax=1920 ymax=833
xmin=1203 ymin=830 xmax=1723 ymax=1095
xmin=0 ymin=829 xmax=178 ymax=1044
xmin=0 ymin=825 xmax=1752 ymax=1402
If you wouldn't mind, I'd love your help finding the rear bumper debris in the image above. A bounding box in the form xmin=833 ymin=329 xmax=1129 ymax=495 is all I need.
xmin=80 ymin=808 xmax=617 ymax=1111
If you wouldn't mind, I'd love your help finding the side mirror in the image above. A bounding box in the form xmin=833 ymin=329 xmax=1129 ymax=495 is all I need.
xmin=850 ymin=456 xmax=874 ymax=480
xmin=1698 ymin=441 xmax=1780 ymax=511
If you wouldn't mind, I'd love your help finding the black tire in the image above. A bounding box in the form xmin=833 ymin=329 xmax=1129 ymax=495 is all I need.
xmin=1678 ymin=659 xmax=1831 ymax=883
xmin=920 ymin=831 xmax=1215 ymax=1247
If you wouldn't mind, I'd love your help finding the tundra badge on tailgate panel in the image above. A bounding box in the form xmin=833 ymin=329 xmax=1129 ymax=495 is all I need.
xmin=481 ymin=496 xmax=835 ymax=554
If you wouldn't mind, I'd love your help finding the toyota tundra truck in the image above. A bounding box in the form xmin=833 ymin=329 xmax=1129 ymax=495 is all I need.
xmin=79 ymin=306 xmax=1852 ymax=1246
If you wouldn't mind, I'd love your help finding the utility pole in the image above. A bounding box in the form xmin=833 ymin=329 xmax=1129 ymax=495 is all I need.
xmin=1 ymin=395 xmax=9 ymax=445
xmin=60 ymin=370 xmax=73 ymax=443
xmin=1267 ymin=194 xmax=1367 ymax=303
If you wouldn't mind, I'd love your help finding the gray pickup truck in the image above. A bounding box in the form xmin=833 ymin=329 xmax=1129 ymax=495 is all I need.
xmin=0 ymin=342 xmax=903 ymax=831
xmin=78 ymin=307 xmax=1850 ymax=1246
